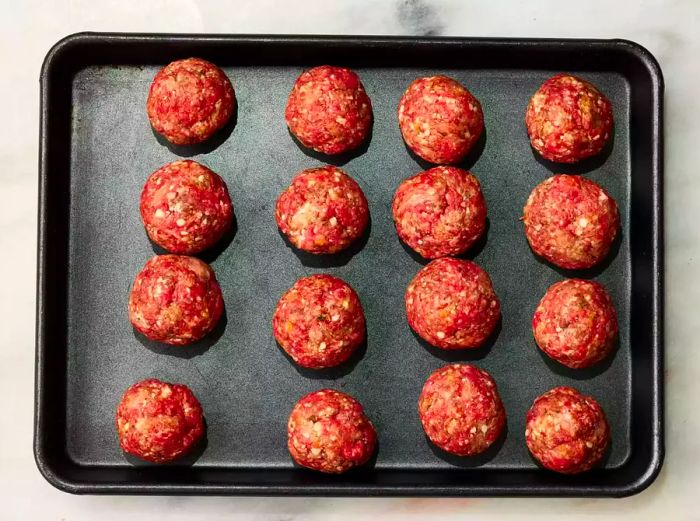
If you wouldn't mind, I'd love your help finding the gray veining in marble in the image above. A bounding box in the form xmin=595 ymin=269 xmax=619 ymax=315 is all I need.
xmin=1 ymin=0 xmax=698 ymax=519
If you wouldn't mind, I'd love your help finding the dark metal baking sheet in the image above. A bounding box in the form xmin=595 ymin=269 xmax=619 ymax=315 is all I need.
xmin=35 ymin=33 xmax=663 ymax=496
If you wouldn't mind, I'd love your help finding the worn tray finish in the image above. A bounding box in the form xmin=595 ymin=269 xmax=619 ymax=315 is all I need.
xmin=35 ymin=33 xmax=663 ymax=496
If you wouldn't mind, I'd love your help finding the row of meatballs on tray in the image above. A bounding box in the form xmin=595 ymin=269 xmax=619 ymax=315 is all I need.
xmin=119 ymin=57 xmax=618 ymax=475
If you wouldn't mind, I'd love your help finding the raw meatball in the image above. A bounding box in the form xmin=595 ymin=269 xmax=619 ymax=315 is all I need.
xmin=392 ymin=166 xmax=487 ymax=258
xmin=526 ymin=74 xmax=613 ymax=163
xmin=418 ymin=364 xmax=505 ymax=456
xmin=285 ymin=65 xmax=372 ymax=155
xmin=398 ymin=75 xmax=484 ymax=164
xmin=147 ymin=57 xmax=235 ymax=145
xmin=405 ymin=258 xmax=500 ymax=349
xmin=116 ymin=378 xmax=204 ymax=463
xmin=273 ymin=275 xmax=365 ymax=369
xmin=140 ymin=160 xmax=233 ymax=254
xmin=526 ymin=386 xmax=610 ymax=474
xmin=129 ymin=255 xmax=224 ymax=345
xmin=523 ymin=175 xmax=619 ymax=269
xmin=533 ymin=279 xmax=618 ymax=369
xmin=287 ymin=389 xmax=376 ymax=473
xmin=275 ymin=166 xmax=369 ymax=254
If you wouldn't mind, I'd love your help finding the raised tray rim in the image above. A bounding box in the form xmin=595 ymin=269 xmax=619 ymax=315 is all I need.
xmin=35 ymin=32 xmax=664 ymax=497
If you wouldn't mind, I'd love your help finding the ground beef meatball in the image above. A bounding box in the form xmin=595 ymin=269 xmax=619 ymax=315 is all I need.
xmin=147 ymin=57 xmax=235 ymax=145
xmin=275 ymin=166 xmax=369 ymax=254
xmin=128 ymin=255 xmax=224 ymax=345
xmin=273 ymin=275 xmax=365 ymax=369
xmin=398 ymin=75 xmax=484 ymax=165
xmin=287 ymin=389 xmax=376 ymax=473
xmin=285 ymin=65 xmax=372 ymax=155
xmin=526 ymin=74 xmax=613 ymax=163
xmin=418 ymin=364 xmax=505 ymax=456
xmin=533 ymin=279 xmax=618 ymax=369
xmin=526 ymin=386 xmax=610 ymax=474
xmin=140 ymin=160 xmax=233 ymax=254
xmin=523 ymin=175 xmax=619 ymax=269
xmin=116 ymin=378 xmax=204 ymax=463
xmin=405 ymin=258 xmax=500 ymax=349
xmin=392 ymin=166 xmax=487 ymax=258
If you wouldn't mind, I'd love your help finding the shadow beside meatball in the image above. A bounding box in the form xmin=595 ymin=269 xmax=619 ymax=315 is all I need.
xmin=534 ymin=335 xmax=618 ymax=380
xmin=459 ymin=217 xmax=490 ymax=262
xmin=277 ymin=214 xmax=371 ymax=269
xmin=150 ymin=97 xmax=238 ymax=157
xmin=529 ymin=226 xmax=623 ymax=280
xmin=402 ymin=127 xmax=487 ymax=172
xmin=397 ymin=218 xmax=491 ymax=267
xmin=277 ymin=336 xmax=368 ymax=380
xmin=122 ymin=425 xmax=208 ymax=467
xmin=530 ymin=129 xmax=615 ymax=175
xmin=398 ymin=238 xmax=430 ymax=266
xmin=425 ymin=422 xmax=507 ymax=468
xmin=409 ymin=315 xmax=501 ymax=362
xmin=287 ymin=123 xmax=373 ymax=167
xmin=133 ymin=309 xmax=227 ymax=359
xmin=198 ymin=213 xmax=238 ymax=264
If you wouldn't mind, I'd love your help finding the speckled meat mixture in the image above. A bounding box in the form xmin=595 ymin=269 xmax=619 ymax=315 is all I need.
xmin=398 ymin=75 xmax=484 ymax=164
xmin=140 ymin=160 xmax=233 ymax=254
xmin=405 ymin=258 xmax=500 ymax=349
xmin=523 ymin=175 xmax=619 ymax=269
xmin=147 ymin=57 xmax=235 ymax=145
xmin=285 ymin=65 xmax=372 ymax=155
xmin=273 ymin=275 xmax=365 ymax=369
xmin=287 ymin=389 xmax=376 ymax=473
xmin=392 ymin=166 xmax=487 ymax=258
xmin=116 ymin=378 xmax=204 ymax=463
xmin=526 ymin=386 xmax=610 ymax=474
xmin=128 ymin=255 xmax=224 ymax=345
xmin=526 ymin=74 xmax=613 ymax=163
xmin=275 ymin=166 xmax=369 ymax=254
xmin=418 ymin=364 xmax=505 ymax=456
xmin=533 ymin=279 xmax=618 ymax=369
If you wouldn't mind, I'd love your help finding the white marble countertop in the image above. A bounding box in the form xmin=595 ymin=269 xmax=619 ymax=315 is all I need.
xmin=1 ymin=0 xmax=697 ymax=518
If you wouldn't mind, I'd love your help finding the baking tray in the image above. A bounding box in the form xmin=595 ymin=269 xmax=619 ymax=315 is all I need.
xmin=35 ymin=33 xmax=663 ymax=496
